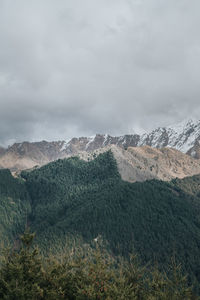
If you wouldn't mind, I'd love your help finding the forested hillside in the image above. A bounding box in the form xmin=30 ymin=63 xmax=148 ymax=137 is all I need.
xmin=0 ymin=169 xmax=30 ymax=244
xmin=0 ymin=230 xmax=195 ymax=299
xmin=1 ymin=151 xmax=200 ymax=291
xmin=19 ymin=151 xmax=200 ymax=285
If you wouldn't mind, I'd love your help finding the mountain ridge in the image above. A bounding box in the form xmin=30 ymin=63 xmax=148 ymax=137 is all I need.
xmin=1 ymin=118 xmax=200 ymax=154
xmin=1 ymin=119 xmax=200 ymax=176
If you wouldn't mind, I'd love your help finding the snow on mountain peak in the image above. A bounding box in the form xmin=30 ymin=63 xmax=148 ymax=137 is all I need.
xmin=167 ymin=119 xmax=196 ymax=134
xmin=135 ymin=119 xmax=200 ymax=153
xmin=16 ymin=118 xmax=198 ymax=159
xmin=149 ymin=119 xmax=200 ymax=153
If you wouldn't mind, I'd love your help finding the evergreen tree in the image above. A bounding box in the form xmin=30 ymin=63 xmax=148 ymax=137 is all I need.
xmin=0 ymin=230 xmax=45 ymax=299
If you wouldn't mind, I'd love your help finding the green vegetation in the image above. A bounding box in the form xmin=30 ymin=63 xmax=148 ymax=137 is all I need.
xmin=1 ymin=151 xmax=200 ymax=294
xmin=0 ymin=169 xmax=30 ymax=244
xmin=0 ymin=231 xmax=196 ymax=299
xmin=20 ymin=152 xmax=200 ymax=285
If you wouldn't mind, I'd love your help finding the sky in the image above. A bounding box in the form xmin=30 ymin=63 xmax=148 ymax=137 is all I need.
xmin=0 ymin=0 xmax=200 ymax=146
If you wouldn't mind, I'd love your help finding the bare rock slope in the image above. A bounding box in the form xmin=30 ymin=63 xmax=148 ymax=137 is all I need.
xmin=0 ymin=141 xmax=66 ymax=171
xmin=83 ymin=145 xmax=200 ymax=182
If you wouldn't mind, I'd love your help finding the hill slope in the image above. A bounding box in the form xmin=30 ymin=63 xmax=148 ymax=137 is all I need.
xmin=90 ymin=145 xmax=200 ymax=182
xmin=0 ymin=169 xmax=30 ymax=243
xmin=1 ymin=151 xmax=200 ymax=284
xmin=19 ymin=151 xmax=200 ymax=284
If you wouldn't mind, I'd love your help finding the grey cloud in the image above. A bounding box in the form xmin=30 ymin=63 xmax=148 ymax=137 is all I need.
xmin=0 ymin=0 xmax=200 ymax=146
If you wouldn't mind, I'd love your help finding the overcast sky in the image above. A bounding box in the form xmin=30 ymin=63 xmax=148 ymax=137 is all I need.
xmin=0 ymin=0 xmax=200 ymax=146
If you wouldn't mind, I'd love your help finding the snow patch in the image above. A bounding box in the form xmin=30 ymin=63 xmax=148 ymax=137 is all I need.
xmin=86 ymin=135 xmax=96 ymax=149
xmin=103 ymin=134 xmax=108 ymax=146
xmin=60 ymin=142 xmax=67 ymax=151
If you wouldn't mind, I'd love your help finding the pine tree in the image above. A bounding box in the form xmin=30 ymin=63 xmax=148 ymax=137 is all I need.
xmin=0 ymin=229 xmax=45 ymax=299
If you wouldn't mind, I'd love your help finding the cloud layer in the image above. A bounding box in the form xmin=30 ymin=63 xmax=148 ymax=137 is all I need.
xmin=0 ymin=0 xmax=200 ymax=145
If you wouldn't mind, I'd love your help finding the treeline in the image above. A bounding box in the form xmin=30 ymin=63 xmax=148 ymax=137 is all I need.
xmin=0 ymin=231 xmax=197 ymax=300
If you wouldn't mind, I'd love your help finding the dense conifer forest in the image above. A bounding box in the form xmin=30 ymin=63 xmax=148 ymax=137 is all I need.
xmin=1 ymin=151 xmax=200 ymax=297
xmin=0 ymin=230 xmax=196 ymax=299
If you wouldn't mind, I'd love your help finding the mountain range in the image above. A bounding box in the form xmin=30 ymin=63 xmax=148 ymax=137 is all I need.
xmin=1 ymin=119 xmax=200 ymax=182
xmin=1 ymin=120 xmax=200 ymax=293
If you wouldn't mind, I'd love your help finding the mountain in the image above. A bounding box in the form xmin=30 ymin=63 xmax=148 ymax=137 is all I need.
xmin=56 ymin=119 xmax=200 ymax=157
xmin=2 ymin=150 xmax=200 ymax=285
xmin=76 ymin=144 xmax=200 ymax=182
xmin=1 ymin=142 xmax=200 ymax=182
xmin=139 ymin=119 xmax=200 ymax=156
xmin=0 ymin=146 xmax=6 ymax=156
xmin=0 ymin=119 xmax=200 ymax=172
xmin=108 ymin=145 xmax=200 ymax=182
xmin=0 ymin=141 xmax=66 ymax=171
